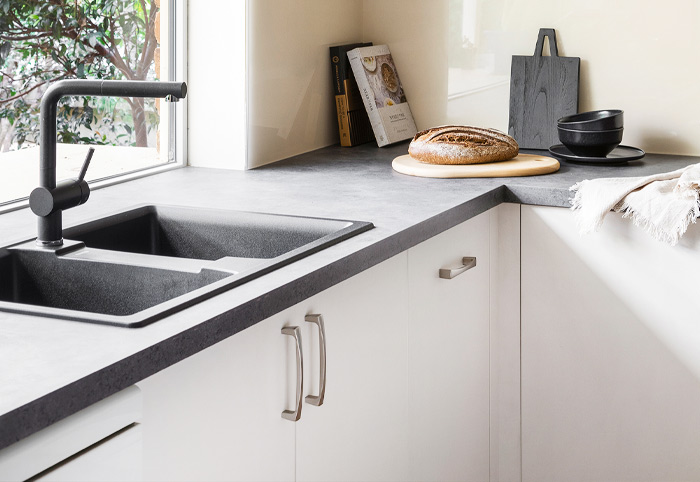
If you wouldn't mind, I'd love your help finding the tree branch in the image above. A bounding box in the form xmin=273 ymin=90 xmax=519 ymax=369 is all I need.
xmin=64 ymin=28 xmax=135 ymax=79
xmin=136 ymin=0 xmax=158 ymax=79
xmin=0 ymin=74 xmax=67 ymax=104
xmin=0 ymin=32 xmax=54 ymax=42
xmin=109 ymin=34 xmax=136 ymax=79
xmin=1 ymin=69 xmax=56 ymax=83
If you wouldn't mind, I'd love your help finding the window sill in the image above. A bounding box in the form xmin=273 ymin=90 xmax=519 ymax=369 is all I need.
xmin=0 ymin=144 xmax=182 ymax=214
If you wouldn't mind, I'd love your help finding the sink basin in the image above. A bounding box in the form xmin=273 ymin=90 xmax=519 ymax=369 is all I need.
xmin=0 ymin=245 xmax=230 ymax=326
xmin=63 ymin=205 xmax=367 ymax=261
xmin=0 ymin=206 xmax=373 ymax=327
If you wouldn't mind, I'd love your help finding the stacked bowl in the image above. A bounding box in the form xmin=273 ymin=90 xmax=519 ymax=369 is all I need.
xmin=557 ymin=110 xmax=624 ymax=157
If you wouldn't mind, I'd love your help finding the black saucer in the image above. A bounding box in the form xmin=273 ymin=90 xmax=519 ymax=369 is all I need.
xmin=548 ymin=144 xmax=645 ymax=164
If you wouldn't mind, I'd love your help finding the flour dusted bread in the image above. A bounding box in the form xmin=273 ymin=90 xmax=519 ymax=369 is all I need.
xmin=408 ymin=125 xmax=519 ymax=165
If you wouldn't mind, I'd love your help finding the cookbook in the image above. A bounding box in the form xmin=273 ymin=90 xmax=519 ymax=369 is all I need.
xmin=347 ymin=44 xmax=417 ymax=147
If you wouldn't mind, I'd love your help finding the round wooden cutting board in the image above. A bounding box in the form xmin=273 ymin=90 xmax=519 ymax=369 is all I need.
xmin=392 ymin=153 xmax=560 ymax=178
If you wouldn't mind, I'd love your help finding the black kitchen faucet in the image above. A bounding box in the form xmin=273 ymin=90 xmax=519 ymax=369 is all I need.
xmin=29 ymin=79 xmax=187 ymax=247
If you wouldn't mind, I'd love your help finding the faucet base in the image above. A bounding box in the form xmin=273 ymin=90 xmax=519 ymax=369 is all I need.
xmin=37 ymin=211 xmax=63 ymax=247
xmin=35 ymin=239 xmax=64 ymax=248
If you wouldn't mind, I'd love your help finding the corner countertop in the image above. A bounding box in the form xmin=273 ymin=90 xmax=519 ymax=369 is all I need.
xmin=1 ymin=141 xmax=698 ymax=450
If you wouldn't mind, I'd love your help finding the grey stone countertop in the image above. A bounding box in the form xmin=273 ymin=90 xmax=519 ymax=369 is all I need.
xmin=1 ymin=140 xmax=698 ymax=450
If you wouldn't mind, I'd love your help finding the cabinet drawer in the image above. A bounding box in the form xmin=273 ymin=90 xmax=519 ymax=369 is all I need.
xmin=0 ymin=386 xmax=141 ymax=481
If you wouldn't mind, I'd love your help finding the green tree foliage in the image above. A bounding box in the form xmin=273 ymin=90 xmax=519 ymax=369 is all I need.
xmin=0 ymin=0 xmax=160 ymax=151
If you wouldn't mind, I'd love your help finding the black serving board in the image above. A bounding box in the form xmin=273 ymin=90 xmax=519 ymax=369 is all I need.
xmin=508 ymin=28 xmax=580 ymax=149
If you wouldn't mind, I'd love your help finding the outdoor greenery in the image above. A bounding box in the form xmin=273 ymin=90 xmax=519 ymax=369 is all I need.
xmin=0 ymin=0 xmax=161 ymax=152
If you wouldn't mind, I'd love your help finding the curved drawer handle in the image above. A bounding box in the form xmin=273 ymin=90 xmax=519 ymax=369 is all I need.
xmin=305 ymin=314 xmax=326 ymax=406
xmin=439 ymin=256 xmax=477 ymax=279
xmin=281 ymin=326 xmax=304 ymax=421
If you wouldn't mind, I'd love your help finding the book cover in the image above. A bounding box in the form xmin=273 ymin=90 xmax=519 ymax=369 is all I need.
xmin=347 ymin=44 xmax=417 ymax=147
xmin=330 ymin=42 xmax=374 ymax=147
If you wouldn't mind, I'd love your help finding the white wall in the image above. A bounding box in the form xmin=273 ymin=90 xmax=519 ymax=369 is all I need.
xmin=188 ymin=0 xmax=700 ymax=169
xmin=187 ymin=0 xmax=247 ymax=169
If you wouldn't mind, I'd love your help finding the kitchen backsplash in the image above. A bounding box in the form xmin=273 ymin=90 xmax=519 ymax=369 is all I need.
xmin=198 ymin=0 xmax=699 ymax=169
xmin=246 ymin=0 xmax=364 ymax=169
xmin=366 ymin=0 xmax=700 ymax=158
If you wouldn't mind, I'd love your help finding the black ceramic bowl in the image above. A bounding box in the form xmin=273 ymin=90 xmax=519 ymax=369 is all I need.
xmin=557 ymin=126 xmax=623 ymax=157
xmin=557 ymin=110 xmax=624 ymax=130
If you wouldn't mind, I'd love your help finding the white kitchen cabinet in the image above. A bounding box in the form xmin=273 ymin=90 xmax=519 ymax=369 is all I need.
xmin=295 ymin=252 xmax=409 ymax=481
xmin=406 ymin=210 xmax=491 ymax=482
xmin=137 ymin=252 xmax=408 ymax=482
xmin=298 ymin=207 xmax=521 ymax=482
xmin=521 ymin=205 xmax=700 ymax=482
xmin=138 ymin=309 xmax=296 ymax=481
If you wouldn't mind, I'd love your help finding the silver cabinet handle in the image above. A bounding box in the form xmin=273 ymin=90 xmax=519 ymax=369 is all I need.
xmin=439 ymin=256 xmax=477 ymax=279
xmin=305 ymin=314 xmax=326 ymax=406
xmin=281 ymin=326 xmax=303 ymax=422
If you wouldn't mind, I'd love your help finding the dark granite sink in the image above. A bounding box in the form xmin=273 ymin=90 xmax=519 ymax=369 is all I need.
xmin=63 ymin=205 xmax=366 ymax=261
xmin=0 ymin=206 xmax=373 ymax=327
xmin=0 ymin=245 xmax=230 ymax=326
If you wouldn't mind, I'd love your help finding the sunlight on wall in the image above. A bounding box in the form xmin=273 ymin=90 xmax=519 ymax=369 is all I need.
xmin=362 ymin=0 xmax=700 ymax=156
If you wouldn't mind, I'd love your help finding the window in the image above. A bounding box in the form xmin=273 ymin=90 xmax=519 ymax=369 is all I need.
xmin=0 ymin=0 xmax=183 ymax=206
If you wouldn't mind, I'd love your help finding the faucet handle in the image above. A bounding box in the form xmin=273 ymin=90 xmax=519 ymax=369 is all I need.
xmin=78 ymin=147 xmax=95 ymax=182
xmin=30 ymin=148 xmax=94 ymax=218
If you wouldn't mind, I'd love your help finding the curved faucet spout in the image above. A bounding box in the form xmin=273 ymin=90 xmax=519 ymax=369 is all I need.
xmin=34 ymin=79 xmax=187 ymax=247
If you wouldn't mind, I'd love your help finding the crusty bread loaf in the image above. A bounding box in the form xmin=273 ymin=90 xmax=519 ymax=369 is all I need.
xmin=408 ymin=125 xmax=519 ymax=165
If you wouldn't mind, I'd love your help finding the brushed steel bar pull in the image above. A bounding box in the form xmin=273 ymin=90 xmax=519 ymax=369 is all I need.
xmin=439 ymin=256 xmax=477 ymax=279
xmin=281 ymin=326 xmax=303 ymax=422
xmin=305 ymin=314 xmax=326 ymax=406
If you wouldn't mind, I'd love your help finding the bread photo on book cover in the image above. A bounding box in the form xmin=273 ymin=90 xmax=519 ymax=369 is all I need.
xmin=408 ymin=126 xmax=519 ymax=165
xmin=347 ymin=44 xmax=417 ymax=147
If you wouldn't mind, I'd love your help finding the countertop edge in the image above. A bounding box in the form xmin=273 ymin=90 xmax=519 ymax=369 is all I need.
xmin=0 ymin=185 xmax=509 ymax=450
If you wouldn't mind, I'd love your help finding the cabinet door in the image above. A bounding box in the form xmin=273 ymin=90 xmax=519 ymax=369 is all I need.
xmin=138 ymin=312 xmax=296 ymax=482
xmin=296 ymin=252 xmax=410 ymax=482
xmin=407 ymin=210 xmax=491 ymax=482
xmin=521 ymin=205 xmax=700 ymax=482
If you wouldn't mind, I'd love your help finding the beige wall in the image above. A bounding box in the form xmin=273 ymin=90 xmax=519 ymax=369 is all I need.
xmin=190 ymin=0 xmax=700 ymax=169
xmin=247 ymin=0 xmax=363 ymax=168
xmin=362 ymin=0 xmax=700 ymax=157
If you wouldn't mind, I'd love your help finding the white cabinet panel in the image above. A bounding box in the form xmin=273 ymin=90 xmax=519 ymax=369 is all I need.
xmin=35 ymin=424 xmax=142 ymax=482
xmin=138 ymin=313 xmax=295 ymax=482
xmin=488 ymin=203 xmax=521 ymax=482
xmin=521 ymin=205 xmax=700 ymax=482
xmin=407 ymin=210 xmax=491 ymax=482
xmin=296 ymin=252 xmax=410 ymax=482
xmin=0 ymin=386 xmax=141 ymax=482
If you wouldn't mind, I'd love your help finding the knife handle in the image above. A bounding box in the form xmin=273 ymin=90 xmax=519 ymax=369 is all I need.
xmin=535 ymin=28 xmax=559 ymax=57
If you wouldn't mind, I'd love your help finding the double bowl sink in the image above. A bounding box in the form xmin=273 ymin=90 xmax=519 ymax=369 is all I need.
xmin=0 ymin=206 xmax=373 ymax=327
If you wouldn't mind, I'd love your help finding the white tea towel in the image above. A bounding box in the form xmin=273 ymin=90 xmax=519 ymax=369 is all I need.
xmin=570 ymin=163 xmax=700 ymax=245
